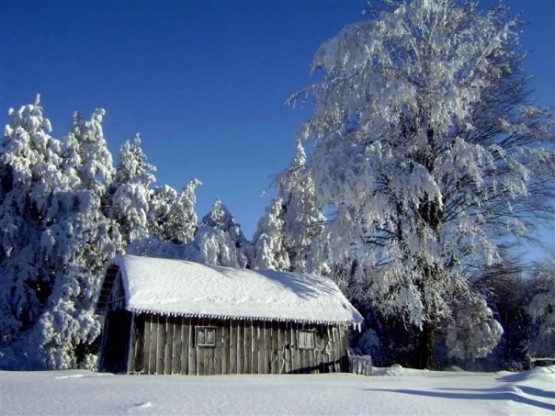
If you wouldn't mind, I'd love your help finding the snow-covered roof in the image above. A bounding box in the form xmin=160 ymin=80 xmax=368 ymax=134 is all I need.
xmin=99 ymin=255 xmax=363 ymax=328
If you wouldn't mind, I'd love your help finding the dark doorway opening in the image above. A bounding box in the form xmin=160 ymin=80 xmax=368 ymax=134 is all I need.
xmin=100 ymin=310 xmax=132 ymax=373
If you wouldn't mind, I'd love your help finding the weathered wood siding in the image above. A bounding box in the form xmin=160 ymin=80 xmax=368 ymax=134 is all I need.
xmin=126 ymin=313 xmax=349 ymax=375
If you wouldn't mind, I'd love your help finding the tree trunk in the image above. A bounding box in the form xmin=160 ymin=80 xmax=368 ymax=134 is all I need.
xmin=415 ymin=322 xmax=437 ymax=370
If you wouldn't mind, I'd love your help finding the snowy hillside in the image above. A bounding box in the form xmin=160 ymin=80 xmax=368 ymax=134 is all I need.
xmin=1 ymin=366 xmax=554 ymax=415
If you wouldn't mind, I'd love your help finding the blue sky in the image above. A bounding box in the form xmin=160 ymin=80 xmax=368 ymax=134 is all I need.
xmin=1 ymin=0 xmax=554 ymax=249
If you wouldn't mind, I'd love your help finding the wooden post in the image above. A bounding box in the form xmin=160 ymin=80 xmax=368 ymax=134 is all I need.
xmin=223 ymin=320 xmax=230 ymax=374
xmin=270 ymin=322 xmax=276 ymax=374
xmin=284 ymin=323 xmax=292 ymax=374
xmin=188 ymin=318 xmax=196 ymax=375
xmin=180 ymin=316 xmax=188 ymax=375
xmin=164 ymin=317 xmax=173 ymax=375
xmin=206 ymin=319 xmax=215 ymax=375
xmin=251 ymin=321 xmax=257 ymax=374
xmin=264 ymin=322 xmax=271 ymax=374
xmin=244 ymin=322 xmax=251 ymax=374
xmin=230 ymin=321 xmax=237 ymax=374
xmin=197 ymin=319 xmax=204 ymax=375
xmin=142 ymin=315 xmax=150 ymax=374
xmin=236 ymin=320 xmax=242 ymax=374
xmin=156 ymin=315 xmax=166 ymax=375
xmin=171 ymin=317 xmax=181 ymax=374
xmin=148 ymin=315 xmax=158 ymax=374
xmin=291 ymin=324 xmax=300 ymax=372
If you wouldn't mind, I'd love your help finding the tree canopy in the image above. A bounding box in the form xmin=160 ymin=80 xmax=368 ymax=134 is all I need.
xmin=288 ymin=0 xmax=554 ymax=367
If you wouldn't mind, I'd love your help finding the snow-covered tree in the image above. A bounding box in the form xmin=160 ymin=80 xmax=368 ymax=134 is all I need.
xmin=28 ymin=108 xmax=120 ymax=369
xmin=0 ymin=99 xmax=121 ymax=369
xmin=274 ymin=139 xmax=326 ymax=274
xmin=0 ymin=96 xmax=65 ymax=346
xmin=526 ymin=251 xmax=555 ymax=359
xmin=445 ymin=294 xmax=503 ymax=367
xmin=254 ymin=139 xmax=326 ymax=273
xmin=148 ymin=184 xmax=178 ymax=240
xmin=149 ymin=179 xmax=202 ymax=244
xmin=252 ymin=197 xmax=290 ymax=270
xmin=110 ymin=135 xmax=156 ymax=244
xmin=66 ymin=109 xmax=114 ymax=193
xmin=129 ymin=179 xmax=202 ymax=259
xmin=472 ymin=258 xmax=531 ymax=370
xmin=194 ymin=199 xmax=250 ymax=268
xmin=289 ymin=0 xmax=554 ymax=367
xmin=162 ymin=179 xmax=202 ymax=244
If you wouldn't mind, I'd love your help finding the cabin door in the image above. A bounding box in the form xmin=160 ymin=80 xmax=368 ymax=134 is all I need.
xmin=100 ymin=309 xmax=133 ymax=374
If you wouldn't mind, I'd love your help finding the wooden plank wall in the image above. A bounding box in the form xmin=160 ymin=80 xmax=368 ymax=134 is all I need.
xmin=128 ymin=314 xmax=349 ymax=375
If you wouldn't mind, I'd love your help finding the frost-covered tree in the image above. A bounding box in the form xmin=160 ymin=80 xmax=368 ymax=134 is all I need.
xmin=254 ymin=139 xmax=326 ymax=273
xmin=526 ymin=251 xmax=555 ymax=359
xmin=201 ymin=198 xmax=247 ymax=248
xmin=163 ymin=179 xmax=202 ymax=244
xmin=445 ymin=294 xmax=503 ymax=367
xmin=289 ymin=0 xmax=555 ymax=368
xmin=0 ymin=96 xmax=65 ymax=346
xmin=0 ymin=100 xmax=121 ymax=369
xmin=149 ymin=179 xmax=202 ymax=244
xmin=194 ymin=199 xmax=250 ymax=268
xmin=129 ymin=179 xmax=202 ymax=258
xmin=66 ymin=110 xmax=115 ymax=193
xmin=148 ymin=184 xmax=178 ymax=240
xmin=252 ymin=197 xmax=290 ymax=270
xmin=110 ymin=135 xmax=156 ymax=244
xmin=274 ymin=139 xmax=326 ymax=274
xmin=27 ymin=108 xmax=120 ymax=369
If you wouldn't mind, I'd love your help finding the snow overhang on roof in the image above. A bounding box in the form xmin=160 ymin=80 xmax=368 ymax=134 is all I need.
xmin=98 ymin=255 xmax=363 ymax=329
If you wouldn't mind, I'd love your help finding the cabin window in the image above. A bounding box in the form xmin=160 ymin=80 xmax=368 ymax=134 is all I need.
xmin=196 ymin=326 xmax=216 ymax=347
xmin=298 ymin=330 xmax=315 ymax=350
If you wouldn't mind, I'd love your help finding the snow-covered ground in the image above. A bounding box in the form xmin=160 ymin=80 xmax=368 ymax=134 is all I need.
xmin=1 ymin=366 xmax=554 ymax=415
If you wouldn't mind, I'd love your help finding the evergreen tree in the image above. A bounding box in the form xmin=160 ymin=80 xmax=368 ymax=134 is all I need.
xmin=194 ymin=199 xmax=250 ymax=268
xmin=110 ymin=135 xmax=156 ymax=244
xmin=274 ymin=139 xmax=325 ymax=274
xmin=129 ymin=179 xmax=202 ymax=259
xmin=0 ymin=96 xmax=64 ymax=347
xmin=27 ymin=107 xmax=119 ymax=369
xmin=164 ymin=179 xmax=202 ymax=244
xmin=252 ymin=197 xmax=290 ymax=270
xmin=148 ymin=184 xmax=178 ymax=242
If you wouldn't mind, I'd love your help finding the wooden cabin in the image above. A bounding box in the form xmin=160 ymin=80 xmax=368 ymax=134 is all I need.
xmin=96 ymin=255 xmax=363 ymax=375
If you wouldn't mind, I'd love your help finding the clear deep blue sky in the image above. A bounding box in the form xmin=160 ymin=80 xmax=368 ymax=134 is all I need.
xmin=1 ymin=0 xmax=554 ymax=247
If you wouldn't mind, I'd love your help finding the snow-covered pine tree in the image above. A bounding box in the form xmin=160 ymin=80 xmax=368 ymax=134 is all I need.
xmin=128 ymin=179 xmax=202 ymax=259
xmin=193 ymin=198 xmax=250 ymax=268
xmin=28 ymin=108 xmax=120 ymax=369
xmin=163 ymin=179 xmax=202 ymax=244
xmin=148 ymin=184 xmax=178 ymax=242
xmin=110 ymin=134 xmax=156 ymax=244
xmin=0 ymin=96 xmax=65 ymax=349
xmin=289 ymin=0 xmax=555 ymax=368
xmin=274 ymin=139 xmax=326 ymax=274
xmin=252 ymin=197 xmax=290 ymax=270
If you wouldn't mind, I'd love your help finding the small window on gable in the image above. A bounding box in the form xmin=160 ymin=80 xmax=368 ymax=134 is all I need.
xmin=196 ymin=326 xmax=216 ymax=347
xmin=298 ymin=330 xmax=315 ymax=350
